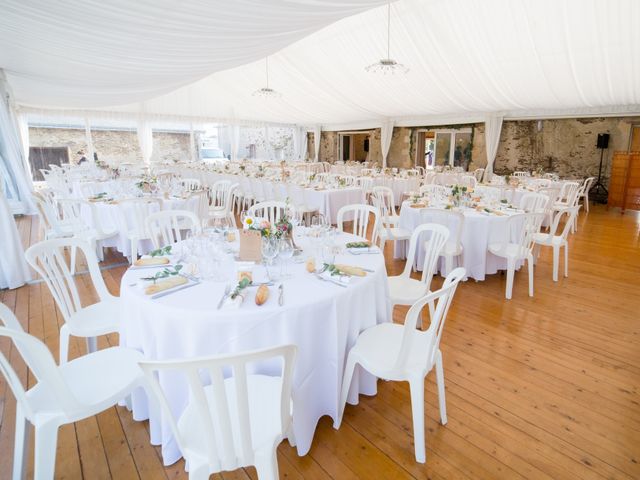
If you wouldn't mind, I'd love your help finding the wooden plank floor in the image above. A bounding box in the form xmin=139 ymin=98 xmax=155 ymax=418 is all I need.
xmin=1 ymin=205 xmax=639 ymax=479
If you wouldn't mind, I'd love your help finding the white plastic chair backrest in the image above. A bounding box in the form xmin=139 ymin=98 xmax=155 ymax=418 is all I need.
xmin=419 ymin=184 xmax=448 ymax=201
xmin=24 ymin=238 xmax=113 ymax=323
xmin=248 ymin=201 xmax=289 ymax=224
xmin=336 ymin=204 xmax=379 ymax=244
xmin=356 ymin=177 xmax=374 ymax=191
xmin=341 ymin=175 xmax=357 ymax=186
xmin=400 ymin=223 xmax=449 ymax=286
xmin=549 ymin=206 xmax=580 ymax=240
xmin=539 ymin=186 xmax=560 ymax=205
xmin=57 ymin=198 xmax=87 ymax=226
xmin=210 ymin=180 xmax=233 ymax=208
xmin=0 ymin=304 xmax=83 ymax=420
xmin=395 ymin=267 xmax=465 ymax=372
xmin=119 ymin=198 xmax=162 ymax=237
xmin=459 ymin=175 xmax=477 ymax=189
xmin=496 ymin=213 xmax=545 ymax=257
xmin=82 ymin=201 xmax=112 ymax=237
xmin=32 ymin=192 xmax=61 ymax=233
xmin=581 ymin=177 xmax=595 ymax=194
xmin=146 ymin=209 xmax=202 ymax=249
xmin=557 ymin=182 xmax=580 ymax=205
xmin=473 ymin=168 xmax=485 ymax=182
xmin=181 ymin=178 xmax=201 ymax=191
xmin=427 ymin=209 xmax=464 ymax=256
xmin=189 ymin=189 xmax=210 ymax=221
xmin=372 ymin=186 xmax=396 ymax=215
xmin=519 ymin=192 xmax=549 ymax=213
xmin=139 ymin=344 xmax=297 ymax=473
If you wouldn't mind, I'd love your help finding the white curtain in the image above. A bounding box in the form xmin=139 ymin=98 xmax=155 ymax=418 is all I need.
xmin=84 ymin=116 xmax=95 ymax=164
xmin=380 ymin=119 xmax=394 ymax=168
xmin=230 ymin=124 xmax=240 ymax=161
xmin=292 ymin=126 xmax=307 ymax=162
xmin=0 ymin=70 xmax=34 ymax=214
xmin=136 ymin=117 xmax=153 ymax=165
xmin=483 ymin=115 xmax=504 ymax=180
xmin=0 ymin=189 xmax=30 ymax=289
xmin=313 ymin=125 xmax=321 ymax=161
xmin=17 ymin=112 xmax=30 ymax=168
xmin=189 ymin=123 xmax=196 ymax=162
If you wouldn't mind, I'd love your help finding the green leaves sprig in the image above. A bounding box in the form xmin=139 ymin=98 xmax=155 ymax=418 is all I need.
xmin=345 ymin=241 xmax=371 ymax=249
xmin=322 ymin=263 xmax=344 ymax=277
xmin=149 ymin=245 xmax=172 ymax=257
xmin=141 ymin=264 xmax=183 ymax=284
xmin=230 ymin=278 xmax=252 ymax=299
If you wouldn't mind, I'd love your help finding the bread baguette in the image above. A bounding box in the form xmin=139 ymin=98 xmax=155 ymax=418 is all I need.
xmin=144 ymin=276 xmax=188 ymax=295
xmin=255 ymin=284 xmax=270 ymax=305
xmin=334 ymin=264 xmax=367 ymax=277
xmin=134 ymin=257 xmax=170 ymax=267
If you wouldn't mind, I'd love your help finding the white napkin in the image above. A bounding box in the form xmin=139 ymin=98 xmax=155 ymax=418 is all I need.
xmin=320 ymin=270 xmax=351 ymax=285
xmin=222 ymin=294 xmax=245 ymax=309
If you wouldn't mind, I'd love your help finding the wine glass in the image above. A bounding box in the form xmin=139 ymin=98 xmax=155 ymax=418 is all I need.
xmin=278 ymin=237 xmax=294 ymax=279
xmin=261 ymin=236 xmax=279 ymax=280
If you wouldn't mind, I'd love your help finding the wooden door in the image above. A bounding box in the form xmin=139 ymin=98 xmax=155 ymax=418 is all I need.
xmin=29 ymin=146 xmax=69 ymax=181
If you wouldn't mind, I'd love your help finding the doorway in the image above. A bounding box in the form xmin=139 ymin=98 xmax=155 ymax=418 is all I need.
xmin=416 ymin=128 xmax=472 ymax=169
xmin=338 ymin=131 xmax=372 ymax=162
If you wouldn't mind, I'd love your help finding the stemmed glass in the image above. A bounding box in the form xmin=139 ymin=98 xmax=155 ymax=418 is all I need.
xmin=278 ymin=237 xmax=294 ymax=279
xmin=261 ymin=236 xmax=279 ymax=280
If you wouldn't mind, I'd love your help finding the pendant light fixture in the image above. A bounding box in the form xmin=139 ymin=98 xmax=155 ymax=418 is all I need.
xmin=252 ymin=56 xmax=282 ymax=98
xmin=365 ymin=3 xmax=409 ymax=75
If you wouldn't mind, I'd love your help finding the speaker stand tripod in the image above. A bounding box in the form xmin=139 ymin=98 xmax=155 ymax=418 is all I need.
xmin=590 ymin=147 xmax=608 ymax=203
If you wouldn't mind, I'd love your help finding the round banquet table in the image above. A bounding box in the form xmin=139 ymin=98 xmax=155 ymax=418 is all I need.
xmin=82 ymin=195 xmax=200 ymax=257
xmin=119 ymin=232 xmax=391 ymax=465
xmin=393 ymin=201 xmax=525 ymax=281
xmin=177 ymin=168 xmax=365 ymax=224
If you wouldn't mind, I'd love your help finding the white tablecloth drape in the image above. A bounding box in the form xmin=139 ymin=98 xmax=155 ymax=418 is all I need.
xmin=394 ymin=202 xmax=523 ymax=281
xmin=0 ymin=192 xmax=30 ymax=289
xmin=119 ymin=232 xmax=390 ymax=465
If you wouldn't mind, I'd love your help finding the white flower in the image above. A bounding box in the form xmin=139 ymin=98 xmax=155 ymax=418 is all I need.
xmin=243 ymin=216 xmax=256 ymax=229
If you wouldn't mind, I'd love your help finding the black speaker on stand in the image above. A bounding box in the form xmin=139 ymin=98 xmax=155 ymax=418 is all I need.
xmin=591 ymin=133 xmax=609 ymax=204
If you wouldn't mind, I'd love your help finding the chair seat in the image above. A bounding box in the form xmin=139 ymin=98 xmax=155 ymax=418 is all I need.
xmin=388 ymin=277 xmax=430 ymax=306
xmin=379 ymin=227 xmax=412 ymax=241
xmin=350 ymin=323 xmax=433 ymax=380
xmin=67 ymin=299 xmax=121 ymax=337
xmin=26 ymin=347 xmax=144 ymax=423
xmin=442 ymin=243 xmax=463 ymax=257
xmin=178 ymin=375 xmax=283 ymax=466
xmin=533 ymin=232 xmax=565 ymax=247
xmin=488 ymin=242 xmax=527 ymax=260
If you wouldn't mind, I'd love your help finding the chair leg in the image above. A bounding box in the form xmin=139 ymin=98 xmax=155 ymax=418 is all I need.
xmin=13 ymin=403 xmax=30 ymax=480
xmin=86 ymin=336 xmax=98 ymax=355
xmin=70 ymin=245 xmax=77 ymax=275
xmin=130 ymin=239 xmax=138 ymax=264
xmin=59 ymin=324 xmax=70 ymax=364
xmin=505 ymin=259 xmax=515 ymax=300
xmin=527 ymin=253 xmax=534 ymax=297
xmin=564 ymin=243 xmax=569 ymax=278
xmin=552 ymin=245 xmax=560 ymax=282
xmin=434 ymin=350 xmax=447 ymax=425
xmin=335 ymin=354 xmax=358 ymax=429
xmin=33 ymin=420 xmax=59 ymax=480
xmin=409 ymin=377 xmax=426 ymax=463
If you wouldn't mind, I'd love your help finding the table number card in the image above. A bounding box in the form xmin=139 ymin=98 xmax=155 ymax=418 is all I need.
xmin=239 ymin=229 xmax=262 ymax=262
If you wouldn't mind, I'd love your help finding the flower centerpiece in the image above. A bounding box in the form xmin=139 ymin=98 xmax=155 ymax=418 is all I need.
xmin=450 ymin=184 xmax=468 ymax=207
xmin=136 ymin=175 xmax=158 ymax=193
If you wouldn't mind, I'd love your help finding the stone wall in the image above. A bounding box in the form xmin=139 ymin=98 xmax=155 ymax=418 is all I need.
xmin=311 ymin=116 xmax=639 ymax=184
xmin=29 ymin=127 xmax=195 ymax=167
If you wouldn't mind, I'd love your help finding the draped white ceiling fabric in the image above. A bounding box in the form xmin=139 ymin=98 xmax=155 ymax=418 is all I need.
xmin=380 ymin=120 xmax=395 ymax=168
xmin=483 ymin=115 xmax=504 ymax=180
xmin=1 ymin=0 xmax=639 ymax=128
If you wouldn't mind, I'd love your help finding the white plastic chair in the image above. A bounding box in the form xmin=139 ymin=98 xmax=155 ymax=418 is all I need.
xmin=119 ymin=198 xmax=162 ymax=262
xmin=518 ymin=192 xmax=549 ymax=213
xmin=335 ymin=268 xmax=466 ymax=463
xmin=577 ymin=177 xmax=595 ymax=213
xmin=181 ymin=178 xmax=202 ymax=191
xmin=429 ymin=209 xmax=464 ymax=275
xmin=208 ymin=183 xmax=238 ymax=228
xmin=0 ymin=302 xmax=148 ymax=480
xmin=419 ymin=184 xmax=448 ymax=199
xmin=139 ymin=344 xmax=297 ymax=480
xmin=146 ymin=209 xmax=202 ymax=249
xmin=371 ymin=192 xmax=412 ymax=252
xmin=533 ymin=206 xmax=579 ymax=281
xmin=387 ymin=223 xmax=449 ymax=320
xmin=336 ymin=204 xmax=379 ymax=245
xmin=487 ymin=213 xmax=545 ymax=299
xmin=248 ymin=201 xmax=290 ymax=225
xmin=459 ymin=175 xmax=477 ymax=189
xmin=25 ymin=238 xmax=122 ymax=364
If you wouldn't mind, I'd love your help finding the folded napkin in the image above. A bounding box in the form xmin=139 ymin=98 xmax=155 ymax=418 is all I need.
xmin=320 ymin=270 xmax=351 ymax=285
xmin=144 ymin=276 xmax=188 ymax=295
xmin=223 ymin=294 xmax=245 ymax=309
xmin=134 ymin=257 xmax=170 ymax=267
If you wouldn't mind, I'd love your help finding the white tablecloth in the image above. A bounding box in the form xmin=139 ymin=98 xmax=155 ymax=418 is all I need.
xmin=176 ymin=168 xmax=364 ymax=224
xmin=0 ymin=192 xmax=30 ymax=289
xmin=119 ymin=232 xmax=390 ymax=465
xmin=82 ymin=195 xmax=199 ymax=257
xmin=394 ymin=202 xmax=523 ymax=281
